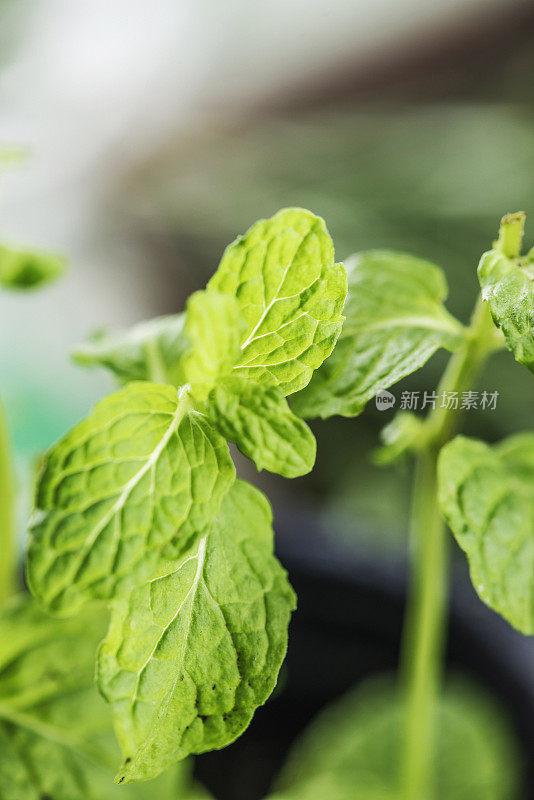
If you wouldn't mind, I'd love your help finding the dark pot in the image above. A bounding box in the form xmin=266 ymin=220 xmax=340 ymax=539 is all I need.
xmin=195 ymin=504 xmax=534 ymax=800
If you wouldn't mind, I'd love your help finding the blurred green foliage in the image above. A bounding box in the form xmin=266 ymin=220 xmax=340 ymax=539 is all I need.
xmin=272 ymin=676 xmax=521 ymax=799
xmin=0 ymin=243 xmax=65 ymax=290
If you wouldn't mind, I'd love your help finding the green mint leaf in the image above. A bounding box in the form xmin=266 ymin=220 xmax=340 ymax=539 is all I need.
xmin=439 ymin=434 xmax=534 ymax=633
xmin=207 ymin=376 xmax=316 ymax=477
xmin=0 ymin=595 xmax=186 ymax=800
xmin=292 ymin=251 xmax=465 ymax=419
xmin=274 ymin=677 xmax=519 ymax=800
xmin=208 ymin=208 xmax=346 ymax=395
xmin=27 ymin=382 xmax=235 ymax=614
xmin=478 ymin=243 xmax=534 ymax=375
xmin=181 ymin=290 xmax=243 ymax=400
xmin=373 ymin=411 xmax=424 ymax=466
xmin=73 ymin=314 xmax=188 ymax=385
xmin=0 ymin=243 xmax=65 ymax=290
xmin=98 ymin=479 xmax=296 ymax=783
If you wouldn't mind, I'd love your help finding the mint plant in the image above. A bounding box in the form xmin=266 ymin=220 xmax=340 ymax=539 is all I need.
xmin=284 ymin=212 xmax=532 ymax=799
xmin=5 ymin=205 xmax=530 ymax=798
xmin=17 ymin=208 xmax=346 ymax=788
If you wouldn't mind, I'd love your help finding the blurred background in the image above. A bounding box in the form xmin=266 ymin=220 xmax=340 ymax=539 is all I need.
xmin=2 ymin=0 xmax=534 ymax=796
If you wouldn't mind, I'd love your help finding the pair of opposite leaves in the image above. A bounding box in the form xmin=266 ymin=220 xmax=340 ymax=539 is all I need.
xmin=26 ymin=208 xmax=346 ymax=784
xmin=26 ymin=207 xmax=534 ymax=784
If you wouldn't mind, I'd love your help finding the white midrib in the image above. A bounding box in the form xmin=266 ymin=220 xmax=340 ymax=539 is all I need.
xmin=239 ymin=253 xmax=315 ymax=352
xmin=240 ymin=291 xmax=285 ymax=351
xmin=239 ymin=311 xmax=311 ymax=359
xmin=131 ymin=534 xmax=207 ymax=705
xmin=60 ymin=386 xmax=192 ymax=594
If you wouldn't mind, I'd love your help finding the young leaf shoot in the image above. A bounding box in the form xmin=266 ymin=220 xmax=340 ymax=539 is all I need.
xmin=25 ymin=208 xmax=346 ymax=782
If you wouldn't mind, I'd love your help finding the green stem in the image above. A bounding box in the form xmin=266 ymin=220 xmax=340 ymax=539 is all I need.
xmin=400 ymin=294 xmax=500 ymax=800
xmin=423 ymin=296 xmax=502 ymax=450
xmin=0 ymin=399 xmax=16 ymax=605
xmin=495 ymin=211 xmax=525 ymax=259
xmin=400 ymin=450 xmax=446 ymax=800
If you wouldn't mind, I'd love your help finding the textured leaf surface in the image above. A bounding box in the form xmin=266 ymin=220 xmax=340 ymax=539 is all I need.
xmin=438 ymin=434 xmax=534 ymax=633
xmin=98 ymin=479 xmax=296 ymax=783
xmin=27 ymin=382 xmax=235 ymax=613
xmin=208 ymin=208 xmax=346 ymax=395
xmin=478 ymin=248 xmax=534 ymax=373
xmin=292 ymin=251 xmax=464 ymax=419
xmin=181 ymin=290 xmax=243 ymax=400
xmin=73 ymin=314 xmax=188 ymax=385
xmin=274 ymin=677 xmax=519 ymax=800
xmin=0 ymin=242 xmax=65 ymax=289
xmin=0 ymin=595 xmax=185 ymax=800
xmin=207 ymin=376 xmax=316 ymax=477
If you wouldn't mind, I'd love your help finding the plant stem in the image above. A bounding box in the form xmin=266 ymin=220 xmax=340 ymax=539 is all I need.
xmin=400 ymin=294 xmax=501 ymax=800
xmin=423 ymin=296 xmax=502 ymax=450
xmin=0 ymin=399 xmax=16 ymax=605
xmin=495 ymin=211 xmax=525 ymax=259
xmin=400 ymin=449 xmax=446 ymax=800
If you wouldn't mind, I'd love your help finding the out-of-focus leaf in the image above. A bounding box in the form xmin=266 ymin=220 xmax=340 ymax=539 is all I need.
xmin=0 ymin=595 xmax=187 ymax=799
xmin=270 ymin=772 xmax=391 ymax=800
xmin=73 ymin=314 xmax=188 ymax=385
xmin=373 ymin=411 xmax=424 ymax=466
xmin=0 ymin=242 xmax=65 ymax=290
xmin=274 ymin=677 xmax=520 ymax=800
